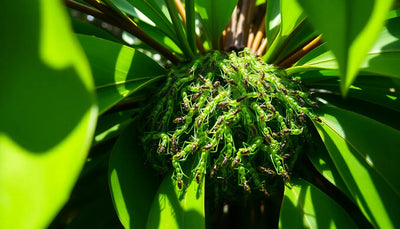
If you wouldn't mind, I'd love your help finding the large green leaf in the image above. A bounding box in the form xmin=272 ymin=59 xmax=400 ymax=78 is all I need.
xmin=78 ymin=35 xmax=166 ymax=115
xmin=359 ymin=15 xmax=400 ymax=78
xmin=307 ymin=74 xmax=400 ymax=113
xmin=264 ymin=0 xmax=307 ymax=63
xmin=0 ymin=1 xmax=97 ymax=229
xmin=105 ymin=0 xmax=178 ymax=43
xmin=305 ymin=134 xmax=352 ymax=199
xmin=314 ymin=104 xmax=400 ymax=228
xmin=280 ymin=179 xmax=357 ymax=228
xmin=288 ymin=16 xmax=400 ymax=79
xmin=109 ymin=121 xmax=161 ymax=229
xmin=296 ymin=0 xmax=394 ymax=95
xmin=146 ymin=172 xmax=205 ymax=228
xmin=195 ymin=0 xmax=238 ymax=49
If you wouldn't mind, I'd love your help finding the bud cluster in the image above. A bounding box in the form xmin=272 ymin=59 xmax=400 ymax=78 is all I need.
xmin=143 ymin=49 xmax=320 ymax=195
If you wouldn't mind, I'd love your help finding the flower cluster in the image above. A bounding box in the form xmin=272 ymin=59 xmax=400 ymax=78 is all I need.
xmin=143 ymin=49 xmax=320 ymax=195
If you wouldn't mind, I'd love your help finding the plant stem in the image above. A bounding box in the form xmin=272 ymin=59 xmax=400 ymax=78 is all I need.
xmin=183 ymin=0 xmax=196 ymax=54
xmin=278 ymin=35 xmax=322 ymax=68
xmin=65 ymin=0 xmax=118 ymax=24
xmin=250 ymin=15 xmax=265 ymax=54
xmin=234 ymin=0 xmax=255 ymax=49
xmin=76 ymin=0 xmax=180 ymax=64
xmin=225 ymin=5 xmax=238 ymax=50
xmin=165 ymin=0 xmax=194 ymax=59
xmin=173 ymin=0 xmax=205 ymax=53
xmin=256 ymin=38 xmax=267 ymax=56
xmin=247 ymin=23 xmax=255 ymax=48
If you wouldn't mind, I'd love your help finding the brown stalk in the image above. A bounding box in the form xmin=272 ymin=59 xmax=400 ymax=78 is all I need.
xmin=247 ymin=23 xmax=255 ymax=48
xmin=278 ymin=35 xmax=323 ymax=68
xmin=250 ymin=15 xmax=265 ymax=54
xmin=256 ymin=38 xmax=267 ymax=56
xmin=225 ymin=5 xmax=238 ymax=50
xmin=79 ymin=0 xmax=179 ymax=64
xmin=65 ymin=0 xmax=119 ymax=25
xmin=235 ymin=0 xmax=255 ymax=49
xmin=173 ymin=0 xmax=205 ymax=53
xmin=234 ymin=0 xmax=252 ymax=49
xmin=220 ymin=28 xmax=227 ymax=50
xmin=243 ymin=0 xmax=255 ymax=44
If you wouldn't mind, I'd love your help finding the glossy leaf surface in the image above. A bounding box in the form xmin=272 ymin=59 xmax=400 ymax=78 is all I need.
xmin=264 ymin=0 xmax=306 ymax=63
xmin=109 ymin=121 xmax=161 ymax=229
xmin=297 ymin=0 xmax=394 ymax=94
xmin=78 ymin=35 xmax=166 ymax=115
xmin=306 ymin=74 xmax=400 ymax=113
xmin=107 ymin=0 xmax=177 ymax=42
xmin=288 ymin=16 xmax=400 ymax=79
xmin=146 ymin=173 xmax=205 ymax=229
xmin=280 ymin=179 xmax=356 ymax=228
xmin=0 ymin=1 xmax=97 ymax=228
xmin=314 ymin=104 xmax=400 ymax=228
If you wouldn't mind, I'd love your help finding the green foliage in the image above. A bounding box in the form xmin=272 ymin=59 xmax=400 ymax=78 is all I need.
xmin=280 ymin=179 xmax=357 ymax=228
xmin=314 ymin=105 xmax=400 ymax=228
xmin=0 ymin=1 xmax=97 ymax=228
xmin=3 ymin=0 xmax=400 ymax=229
xmin=195 ymin=0 xmax=238 ymax=49
xmin=78 ymin=35 xmax=166 ymax=114
xmin=296 ymin=0 xmax=394 ymax=95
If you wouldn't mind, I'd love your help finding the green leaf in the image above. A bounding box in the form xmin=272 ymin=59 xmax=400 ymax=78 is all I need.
xmin=186 ymin=0 xmax=197 ymax=54
xmin=195 ymin=0 xmax=238 ymax=49
xmin=93 ymin=108 xmax=137 ymax=145
xmin=289 ymin=16 xmax=400 ymax=79
xmin=359 ymin=16 xmax=400 ymax=78
xmin=78 ymin=35 xmax=166 ymax=115
xmin=106 ymin=0 xmax=178 ymax=43
xmin=274 ymin=21 xmax=318 ymax=64
xmin=296 ymin=0 xmax=394 ymax=95
xmin=146 ymin=173 xmax=205 ymax=229
xmin=109 ymin=121 xmax=161 ymax=229
xmin=314 ymin=104 xmax=400 ymax=228
xmin=165 ymin=0 xmax=194 ymax=58
xmin=307 ymin=74 xmax=400 ymax=113
xmin=134 ymin=21 xmax=183 ymax=55
xmin=0 ymin=1 xmax=97 ymax=229
xmin=264 ymin=0 xmax=307 ymax=63
xmin=306 ymin=134 xmax=352 ymax=198
xmin=255 ymin=0 xmax=265 ymax=6
xmin=280 ymin=179 xmax=357 ymax=228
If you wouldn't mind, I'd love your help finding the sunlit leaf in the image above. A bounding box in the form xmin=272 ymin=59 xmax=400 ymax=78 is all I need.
xmin=307 ymin=74 xmax=400 ymax=113
xmin=280 ymin=179 xmax=357 ymax=228
xmin=288 ymin=16 xmax=400 ymax=80
xmin=109 ymin=121 xmax=161 ymax=229
xmin=146 ymin=172 xmax=205 ymax=229
xmin=274 ymin=21 xmax=318 ymax=65
xmin=314 ymin=104 xmax=400 ymax=228
xmin=306 ymin=134 xmax=352 ymax=198
xmin=297 ymin=0 xmax=394 ymax=95
xmin=78 ymin=35 xmax=166 ymax=115
xmin=264 ymin=0 xmax=307 ymax=63
xmin=105 ymin=0 xmax=178 ymax=43
xmin=0 ymin=1 xmax=97 ymax=228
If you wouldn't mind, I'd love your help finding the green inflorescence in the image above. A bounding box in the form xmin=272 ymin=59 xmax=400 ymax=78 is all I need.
xmin=143 ymin=49 xmax=321 ymax=195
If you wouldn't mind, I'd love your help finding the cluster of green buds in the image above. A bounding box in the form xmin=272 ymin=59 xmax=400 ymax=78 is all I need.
xmin=143 ymin=49 xmax=321 ymax=195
